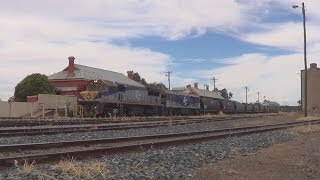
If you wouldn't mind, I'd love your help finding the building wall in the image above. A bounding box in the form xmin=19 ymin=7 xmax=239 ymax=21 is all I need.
xmin=301 ymin=63 xmax=320 ymax=114
xmin=0 ymin=102 xmax=38 ymax=117
xmin=0 ymin=94 xmax=78 ymax=117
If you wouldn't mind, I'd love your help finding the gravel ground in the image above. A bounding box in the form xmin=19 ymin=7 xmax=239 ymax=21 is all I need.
xmin=0 ymin=130 xmax=292 ymax=180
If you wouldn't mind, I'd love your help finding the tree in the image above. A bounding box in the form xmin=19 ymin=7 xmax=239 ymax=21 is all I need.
xmin=147 ymin=82 xmax=166 ymax=91
xmin=228 ymin=92 xmax=233 ymax=99
xmin=130 ymin=71 xmax=167 ymax=91
xmin=218 ymin=88 xmax=233 ymax=100
xmin=219 ymin=88 xmax=228 ymax=99
xmin=14 ymin=73 xmax=56 ymax=101
xmin=132 ymin=72 xmax=141 ymax=83
xmin=297 ymin=100 xmax=302 ymax=106
xmin=140 ymin=78 xmax=147 ymax=86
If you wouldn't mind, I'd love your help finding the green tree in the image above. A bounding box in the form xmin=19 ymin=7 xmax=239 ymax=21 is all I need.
xmin=140 ymin=78 xmax=147 ymax=86
xmin=14 ymin=73 xmax=56 ymax=101
xmin=219 ymin=88 xmax=228 ymax=99
xmin=218 ymin=88 xmax=233 ymax=100
xmin=130 ymin=71 xmax=167 ymax=90
xmin=132 ymin=72 xmax=141 ymax=83
xmin=228 ymin=92 xmax=233 ymax=99
xmin=147 ymin=82 xmax=166 ymax=91
xmin=297 ymin=100 xmax=302 ymax=106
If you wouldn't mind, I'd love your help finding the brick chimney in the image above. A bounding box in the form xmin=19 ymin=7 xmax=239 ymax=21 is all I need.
xmin=127 ymin=70 xmax=134 ymax=79
xmin=194 ymin=82 xmax=198 ymax=89
xmin=310 ymin=63 xmax=317 ymax=69
xmin=206 ymin=85 xmax=209 ymax=91
xmin=68 ymin=56 xmax=75 ymax=74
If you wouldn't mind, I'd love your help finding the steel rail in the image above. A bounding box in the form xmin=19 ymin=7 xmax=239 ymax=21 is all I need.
xmin=0 ymin=115 xmax=268 ymax=137
xmin=0 ymin=114 xmax=276 ymax=127
xmin=0 ymin=119 xmax=318 ymax=167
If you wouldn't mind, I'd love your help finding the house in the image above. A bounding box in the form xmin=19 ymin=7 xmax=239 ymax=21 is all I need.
xmin=172 ymin=83 xmax=224 ymax=99
xmin=48 ymin=56 xmax=144 ymax=97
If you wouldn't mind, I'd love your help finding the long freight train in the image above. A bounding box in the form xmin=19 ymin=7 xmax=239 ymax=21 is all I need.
xmin=78 ymin=80 xmax=279 ymax=117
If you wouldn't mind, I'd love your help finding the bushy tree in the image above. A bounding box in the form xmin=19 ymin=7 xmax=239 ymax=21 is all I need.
xmin=297 ymin=100 xmax=302 ymax=106
xmin=130 ymin=71 xmax=167 ymax=91
xmin=219 ymin=88 xmax=228 ymax=99
xmin=132 ymin=72 xmax=141 ymax=83
xmin=228 ymin=92 xmax=233 ymax=99
xmin=218 ymin=88 xmax=233 ymax=100
xmin=14 ymin=73 xmax=56 ymax=101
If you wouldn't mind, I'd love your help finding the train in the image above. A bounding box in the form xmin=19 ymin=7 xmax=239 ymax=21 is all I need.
xmin=78 ymin=80 xmax=280 ymax=117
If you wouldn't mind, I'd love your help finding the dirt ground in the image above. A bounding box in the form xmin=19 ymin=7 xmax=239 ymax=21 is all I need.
xmin=192 ymin=124 xmax=320 ymax=180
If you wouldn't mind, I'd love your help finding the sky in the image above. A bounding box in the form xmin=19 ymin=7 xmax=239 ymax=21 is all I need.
xmin=1 ymin=0 xmax=320 ymax=105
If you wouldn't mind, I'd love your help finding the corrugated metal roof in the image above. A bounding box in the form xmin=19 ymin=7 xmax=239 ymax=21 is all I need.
xmin=49 ymin=64 xmax=145 ymax=88
xmin=172 ymin=87 xmax=225 ymax=99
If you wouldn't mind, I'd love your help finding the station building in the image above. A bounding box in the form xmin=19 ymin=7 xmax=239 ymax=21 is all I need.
xmin=301 ymin=63 xmax=320 ymax=114
xmin=48 ymin=56 xmax=144 ymax=97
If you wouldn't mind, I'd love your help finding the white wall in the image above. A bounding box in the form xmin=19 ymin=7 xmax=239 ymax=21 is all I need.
xmin=0 ymin=102 xmax=38 ymax=117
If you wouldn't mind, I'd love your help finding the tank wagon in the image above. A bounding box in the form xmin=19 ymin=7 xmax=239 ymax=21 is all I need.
xmin=261 ymin=101 xmax=280 ymax=113
xmin=234 ymin=101 xmax=246 ymax=113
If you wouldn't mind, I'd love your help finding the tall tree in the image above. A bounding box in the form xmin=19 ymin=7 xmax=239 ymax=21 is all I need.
xmin=140 ymin=78 xmax=147 ymax=86
xmin=130 ymin=71 xmax=166 ymax=90
xmin=14 ymin=73 xmax=56 ymax=102
xmin=228 ymin=92 xmax=233 ymax=99
xmin=132 ymin=72 xmax=141 ymax=83
xmin=218 ymin=88 xmax=233 ymax=100
xmin=219 ymin=88 xmax=228 ymax=99
xmin=297 ymin=100 xmax=302 ymax=106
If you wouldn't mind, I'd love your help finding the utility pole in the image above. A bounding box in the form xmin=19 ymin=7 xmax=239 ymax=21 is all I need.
xmin=293 ymin=2 xmax=308 ymax=117
xmin=165 ymin=71 xmax=172 ymax=90
xmin=302 ymin=2 xmax=308 ymax=117
xmin=257 ymin=91 xmax=260 ymax=103
xmin=211 ymin=77 xmax=218 ymax=90
xmin=203 ymin=84 xmax=208 ymax=116
xmin=245 ymin=86 xmax=248 ymax=105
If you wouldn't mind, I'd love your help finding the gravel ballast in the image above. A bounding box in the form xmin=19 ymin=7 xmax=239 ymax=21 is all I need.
xmin=0 ymin=130 xmax=292 ymax=180
xmin=0 ymin=120 xmax=235 ymax=145
xmin=0 ymin=115 xmax=296 ymax=145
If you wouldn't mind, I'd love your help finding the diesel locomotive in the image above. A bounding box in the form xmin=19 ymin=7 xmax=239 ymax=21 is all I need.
xmin=78 ymin=80 xmax=279 ymax=117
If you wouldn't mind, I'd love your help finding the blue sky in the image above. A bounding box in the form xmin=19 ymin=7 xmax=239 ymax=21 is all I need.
xmin=1 ymin=0 xmax=320 ymax=105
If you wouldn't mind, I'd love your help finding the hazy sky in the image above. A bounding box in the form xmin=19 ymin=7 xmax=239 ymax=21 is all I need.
xmin=1 ymin=0 xmax=320 ymax=105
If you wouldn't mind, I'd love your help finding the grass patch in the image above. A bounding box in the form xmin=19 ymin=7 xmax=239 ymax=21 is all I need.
xmin=17 ymin=160 xmax=36 ymax=174
xmin=296 ymin=115 xmax=320 ymax=121
xmin=16 ymin=160 xmax=57 ymax=180
xmin=290 ymin=124 xmax=320 ymax=134
xmin=53 ymin=157 xmax=108 ymax=179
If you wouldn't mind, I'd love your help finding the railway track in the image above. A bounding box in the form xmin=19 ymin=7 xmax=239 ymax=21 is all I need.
xmin=0 ymin=114 xmax=277 ymax=137
xmin=0 ymin=114 xmax=277 ymax=127
xmin=0 ymin=118 xmax=318 ymax=167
